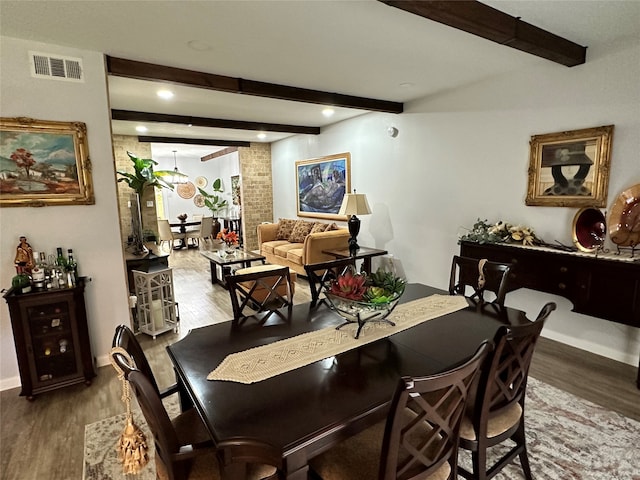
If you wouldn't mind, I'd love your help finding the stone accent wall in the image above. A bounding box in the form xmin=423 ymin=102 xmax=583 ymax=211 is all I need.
xmin=112 ymin=136 xmax=158 ymax=245
xmin=239 ymin=143 xmax=273 ymax=250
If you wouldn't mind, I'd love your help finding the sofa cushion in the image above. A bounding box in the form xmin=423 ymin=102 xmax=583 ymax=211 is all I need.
xmin=310 ymin=222 xmax=330 ymax=234
xmin=274 ymin=243 xmax=304 ymax=258
xmin=286 ymin=248 xmax=304 ymax=265
xmin=261 ymin=240 xmax=289 ymax=255
xmin=289 ymin=220 xmax=315 ymax=243
xmin=326 ymin=222 xmax=339 ymax=231
xmin=276 ymin=218 xmax=297 ymax=240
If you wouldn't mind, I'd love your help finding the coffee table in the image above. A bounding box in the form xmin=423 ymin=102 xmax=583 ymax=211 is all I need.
xmin=200 ymin=249 xmax=266 ymax=288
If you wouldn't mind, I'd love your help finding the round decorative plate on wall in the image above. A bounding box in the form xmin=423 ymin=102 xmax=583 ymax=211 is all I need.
xmin=194 ymin=194 xmax=205 ymax=208
xmin=177 ymin=181 xmax=196 ymax=199
xmin=195 ymin=176 xmax=208 ymax=188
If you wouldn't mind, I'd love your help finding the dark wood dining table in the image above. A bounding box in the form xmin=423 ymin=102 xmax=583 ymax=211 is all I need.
xmin=169 ymin=220 xmax=201 ymax=249
xmin=166 ymin=284 xmax=530 ymax=479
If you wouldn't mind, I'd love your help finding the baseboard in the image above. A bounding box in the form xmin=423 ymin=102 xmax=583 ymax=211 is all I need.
xmin=541 ymin=330 xmax=639 ymax=366
xmin=0 ymin=375 xmax=21 ymax=392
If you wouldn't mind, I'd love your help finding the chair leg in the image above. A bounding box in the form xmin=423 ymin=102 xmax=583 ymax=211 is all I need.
xmin=472 ymin=448 xmax=488 ymax=480
xmin=513 ymin=421 xmax=533 ymax=480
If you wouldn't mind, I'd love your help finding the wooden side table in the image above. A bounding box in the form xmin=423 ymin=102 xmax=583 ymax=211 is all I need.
xmin=322 ymin=247 xmax=388 ymax=274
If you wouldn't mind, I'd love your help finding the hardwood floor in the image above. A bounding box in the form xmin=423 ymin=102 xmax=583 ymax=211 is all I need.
xmin=1 ymin=245 xmax=638 ymax=480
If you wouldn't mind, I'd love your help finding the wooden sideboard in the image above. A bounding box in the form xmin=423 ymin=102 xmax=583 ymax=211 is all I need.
xmin=459 ymin=241 xmax=640 ymax=387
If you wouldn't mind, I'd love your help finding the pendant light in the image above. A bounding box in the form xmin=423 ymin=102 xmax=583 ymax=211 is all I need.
xmin=171 ymin=150 xmax=188 ymax=184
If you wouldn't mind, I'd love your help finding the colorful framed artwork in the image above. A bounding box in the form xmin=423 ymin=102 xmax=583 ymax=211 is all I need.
xmin=526 ymin=125 xmax=614 ymax=207
xmin=231 ymin=174 xmax=240 ymax=205
xmin=296 ymin=152 xmax=351 ymax=220
xmin=0 ymin=117 xmax=94 ymax=207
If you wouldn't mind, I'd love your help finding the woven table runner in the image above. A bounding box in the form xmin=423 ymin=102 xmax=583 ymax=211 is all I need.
xmin=208 ymin=294 xmax=468 ymax=384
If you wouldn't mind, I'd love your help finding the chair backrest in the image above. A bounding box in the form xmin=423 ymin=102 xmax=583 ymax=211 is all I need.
xmin=200 ymin=216 xmax=213 ymax=238
xmin=470 ymin=302 xmax=556 ymax=437
xmin=449 ymin=255 xmax=512 ymax=308
xmin=379 ymin=342 xmax=492 ymax=480
xmin=226 ymin=266 xmax=294 ymax=325
xmin=111 ymin=349 xmax=182 ymax=473
xmin=112 ymin=324 xmax=163 ymax=396
xmin=304 ymin=257 xmax=358 ymax=308
xmin=157 ymin=219 xmax=174 ymax=241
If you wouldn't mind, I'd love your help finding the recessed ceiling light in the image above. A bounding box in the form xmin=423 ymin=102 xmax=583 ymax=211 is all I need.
xmin=157 ymin=89 xmax=174 ymax=99
xmin=257 ymin=133 xmax=267 ymax=140
xmin=187 ymin=40 xmax=212 ymax=51
xmin=135 ymin=125 xmax=148 ymax=133
xmin=322 ymin=108 xmax=335 ymax=117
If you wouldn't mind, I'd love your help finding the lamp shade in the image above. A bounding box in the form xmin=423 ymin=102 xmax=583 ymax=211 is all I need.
xmin=338 ymin=193 xmax=371 ymax=216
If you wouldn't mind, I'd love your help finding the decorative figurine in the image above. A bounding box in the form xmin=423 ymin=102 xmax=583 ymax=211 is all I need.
xmin=14 ymin=236 xmax=35 ymax=273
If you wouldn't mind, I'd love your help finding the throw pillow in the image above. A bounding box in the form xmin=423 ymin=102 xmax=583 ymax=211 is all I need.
xmin=326 ymin=222 xmax=339 ymax=231
xmin=276 ymin=218 xmax=297 ymax=240
xmin=288 ymin=220 xmax=315 ymax=243
xmin=310 ymin=222 xmax=329 ymax=234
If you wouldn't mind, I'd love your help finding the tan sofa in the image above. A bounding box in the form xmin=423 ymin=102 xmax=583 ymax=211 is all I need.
xmin=257 ymin=220 xmax=350 ymax=277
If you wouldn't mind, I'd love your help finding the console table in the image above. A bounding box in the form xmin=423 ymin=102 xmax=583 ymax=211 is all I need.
xmin=459 ymin=241 xmax=640 ymax=387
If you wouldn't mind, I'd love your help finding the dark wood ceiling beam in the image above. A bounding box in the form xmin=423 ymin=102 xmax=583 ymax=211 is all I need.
xmin=106 ymin=56 xmax=403 ymax=114
xmin=201 ymin=147 xmax=238 ymax=162
xmin=112 ymin=109 xmax=320 ymax=135
xmin=379 ymin=1 xmax=586 ymax=67
xmin=137 ymin=136 xmax=250 ymax=147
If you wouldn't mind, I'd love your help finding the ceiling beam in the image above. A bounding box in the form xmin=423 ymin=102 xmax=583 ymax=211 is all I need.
xmin=137 ymin=136 xmax=250 ymax=147
xmin=201 ymin=147 xmax=238 ymax=162
xmin=106 ymin=56 xmax=404 ymax=114
xmin=379 ymin=0 xmax=586 ymax=67
xmin=112 ymin=109 xmax=320 ymax=135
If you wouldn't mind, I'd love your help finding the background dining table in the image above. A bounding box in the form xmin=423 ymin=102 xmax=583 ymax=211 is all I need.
xmin=169 ymin=219 xmax=201 ymax=249
xmin=167 ymin=284 xmax=530 ymax=479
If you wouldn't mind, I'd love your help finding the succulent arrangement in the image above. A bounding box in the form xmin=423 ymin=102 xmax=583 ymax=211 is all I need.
xmin=328 ymin=267 xmax=406 ymax=305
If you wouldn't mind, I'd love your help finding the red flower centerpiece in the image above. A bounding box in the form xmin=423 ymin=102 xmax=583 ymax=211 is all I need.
xmin=216 ymin=229 xmax=239 ymax=256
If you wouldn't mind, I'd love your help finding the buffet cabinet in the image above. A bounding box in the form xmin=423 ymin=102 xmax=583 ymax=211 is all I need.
xmin=3 ymin=278 xmax=96 ymax=400
xmin=459 ymin=241 xmax=640 ymax=386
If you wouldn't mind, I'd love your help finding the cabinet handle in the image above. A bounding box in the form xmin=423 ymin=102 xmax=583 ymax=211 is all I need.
xmin=558 ymin=283 xmax=566 ymax=290
xmin=560 ymin=266 xmax=568 ymax=273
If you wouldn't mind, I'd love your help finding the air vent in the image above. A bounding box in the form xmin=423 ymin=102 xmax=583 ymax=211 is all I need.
xmin=29 ymin=51 xmax=84 ymax=82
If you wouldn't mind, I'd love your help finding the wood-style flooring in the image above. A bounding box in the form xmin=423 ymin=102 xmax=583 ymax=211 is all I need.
xmin=1 ymin=245 xmax=638 ymax=480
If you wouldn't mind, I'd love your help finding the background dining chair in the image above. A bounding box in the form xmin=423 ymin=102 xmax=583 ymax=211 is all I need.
xmin=310 ymin=342 xmax=492 ymax=480
xmin=111 ymin=350 xmax=278 ymax=480
xmin=226 ymin=265 xmax=294 ymax=325
xmin=304 ymin=257 xmax=358 ymax=308
xmin=186 ymin=215 xmax=213 ymax=247
xmin=449 ymin=255 xmax=512 ymax=309
xmin=457 ymin=302 xmax=557 ymax=480
xmin=158 ymin=219 xmax=186 ymax=252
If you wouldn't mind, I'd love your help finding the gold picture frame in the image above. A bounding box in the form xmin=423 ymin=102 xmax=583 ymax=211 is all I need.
xmin=526 ymin=125 xmax=614 ymax=207
xmin=0 ymin=117 xmax=94 ymax=207
xmin=296 ymin=152 xmax=351 ymax=220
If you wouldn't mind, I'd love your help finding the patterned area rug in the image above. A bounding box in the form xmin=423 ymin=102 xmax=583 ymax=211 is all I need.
xmin=84 ymin=378 xmax=640 ymax=480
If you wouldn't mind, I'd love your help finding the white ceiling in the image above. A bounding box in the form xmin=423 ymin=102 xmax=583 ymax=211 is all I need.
xmin=2 ymin=0 xmax=639 ymax=156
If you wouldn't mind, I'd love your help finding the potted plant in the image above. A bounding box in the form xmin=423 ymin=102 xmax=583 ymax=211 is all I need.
xmin=198 ymin=179 xmax=228 ymax=237
xmin=117 ymin=151 xmax=184 ymax=254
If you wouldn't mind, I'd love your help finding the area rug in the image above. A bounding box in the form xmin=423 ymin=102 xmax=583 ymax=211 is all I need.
xmin=84 ymin=377 xmax=640 ymax=480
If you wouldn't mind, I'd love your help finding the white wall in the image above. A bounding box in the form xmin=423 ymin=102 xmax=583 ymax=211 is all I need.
xmin=272 ymin=40 xmax=640 ymax=367
xmin=0 ymin=36 xmax=131 ymax=389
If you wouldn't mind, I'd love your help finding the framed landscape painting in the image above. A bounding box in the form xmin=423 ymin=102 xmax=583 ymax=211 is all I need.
xmin=296 ymin=152 xmax=351 ymax=220
xmin=526 ymin=125 xmax=614 ymax=207
xmin=0 ymin=117 xmax=94 ymax=207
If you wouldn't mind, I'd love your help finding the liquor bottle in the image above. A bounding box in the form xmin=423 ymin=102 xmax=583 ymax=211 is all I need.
xmin=55 ymin=247 xmax=66 ymax=268
xmin=66 ymin=249 xmax=77 ymax=287
xmin=31 ymin=252 xmax=46 ymax=290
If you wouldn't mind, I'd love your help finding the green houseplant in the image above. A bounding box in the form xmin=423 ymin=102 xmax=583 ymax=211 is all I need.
xmin=117 ymin=151 xmax=185 ymax=254
xmin=198 ymin=179 xmax=228 ymax=237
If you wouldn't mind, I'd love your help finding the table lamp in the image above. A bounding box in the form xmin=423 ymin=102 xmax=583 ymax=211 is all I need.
xmin=338 ymin=191 xmax=371 ymax=256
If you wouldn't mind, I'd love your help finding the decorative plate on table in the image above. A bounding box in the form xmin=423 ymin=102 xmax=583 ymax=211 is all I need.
xmin=572 ymin=207 xmax=606 ymax=252
xmin=177 ymin=181 xmax=196 ymax=199
xmin=193 ymin=194 xmax=205 ymax=208
xmin=195 ymin=176 xmax=208 ymax=188
xmin=608 ymin=183 xmax=640 ymax=247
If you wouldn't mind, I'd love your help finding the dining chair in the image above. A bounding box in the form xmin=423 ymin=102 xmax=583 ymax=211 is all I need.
xmin=226 ymin=265 xmax=294 ymax=325
xmin=309 ymin=341 xmax=493 ymax=480
xmin=111 ymin=349 xmax=279 ymax=480
xmin=304 ymin=257 xmax=358 ymax=308
xmin=112 ymin=324 xmax=190 ymax=409
xmin=186 ymin=215 xmax=213 ymax=247
xmin=449 ymin=255 xmax=512 ymax=309
xmin=158 ymin=219 xmax=186 ymax=252
xmin=457 ymin=302 xmax=557 ymax=480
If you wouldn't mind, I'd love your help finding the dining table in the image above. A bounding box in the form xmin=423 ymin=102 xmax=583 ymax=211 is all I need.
xmin=166 ymin=283 xmax=531 ymax=480
xmin=169 ymin=220 xmax=201 ymax=249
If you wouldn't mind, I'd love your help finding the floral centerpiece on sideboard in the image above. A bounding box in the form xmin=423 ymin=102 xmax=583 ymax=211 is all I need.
xmin=459 ymin=218 xmax=542 ymax=247
xmin=324 ymin=267 xmax=406 ymax=338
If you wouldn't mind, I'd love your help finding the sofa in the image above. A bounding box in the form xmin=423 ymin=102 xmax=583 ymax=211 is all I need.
xmin=257 ymin=219 xmax=350 ymax=277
